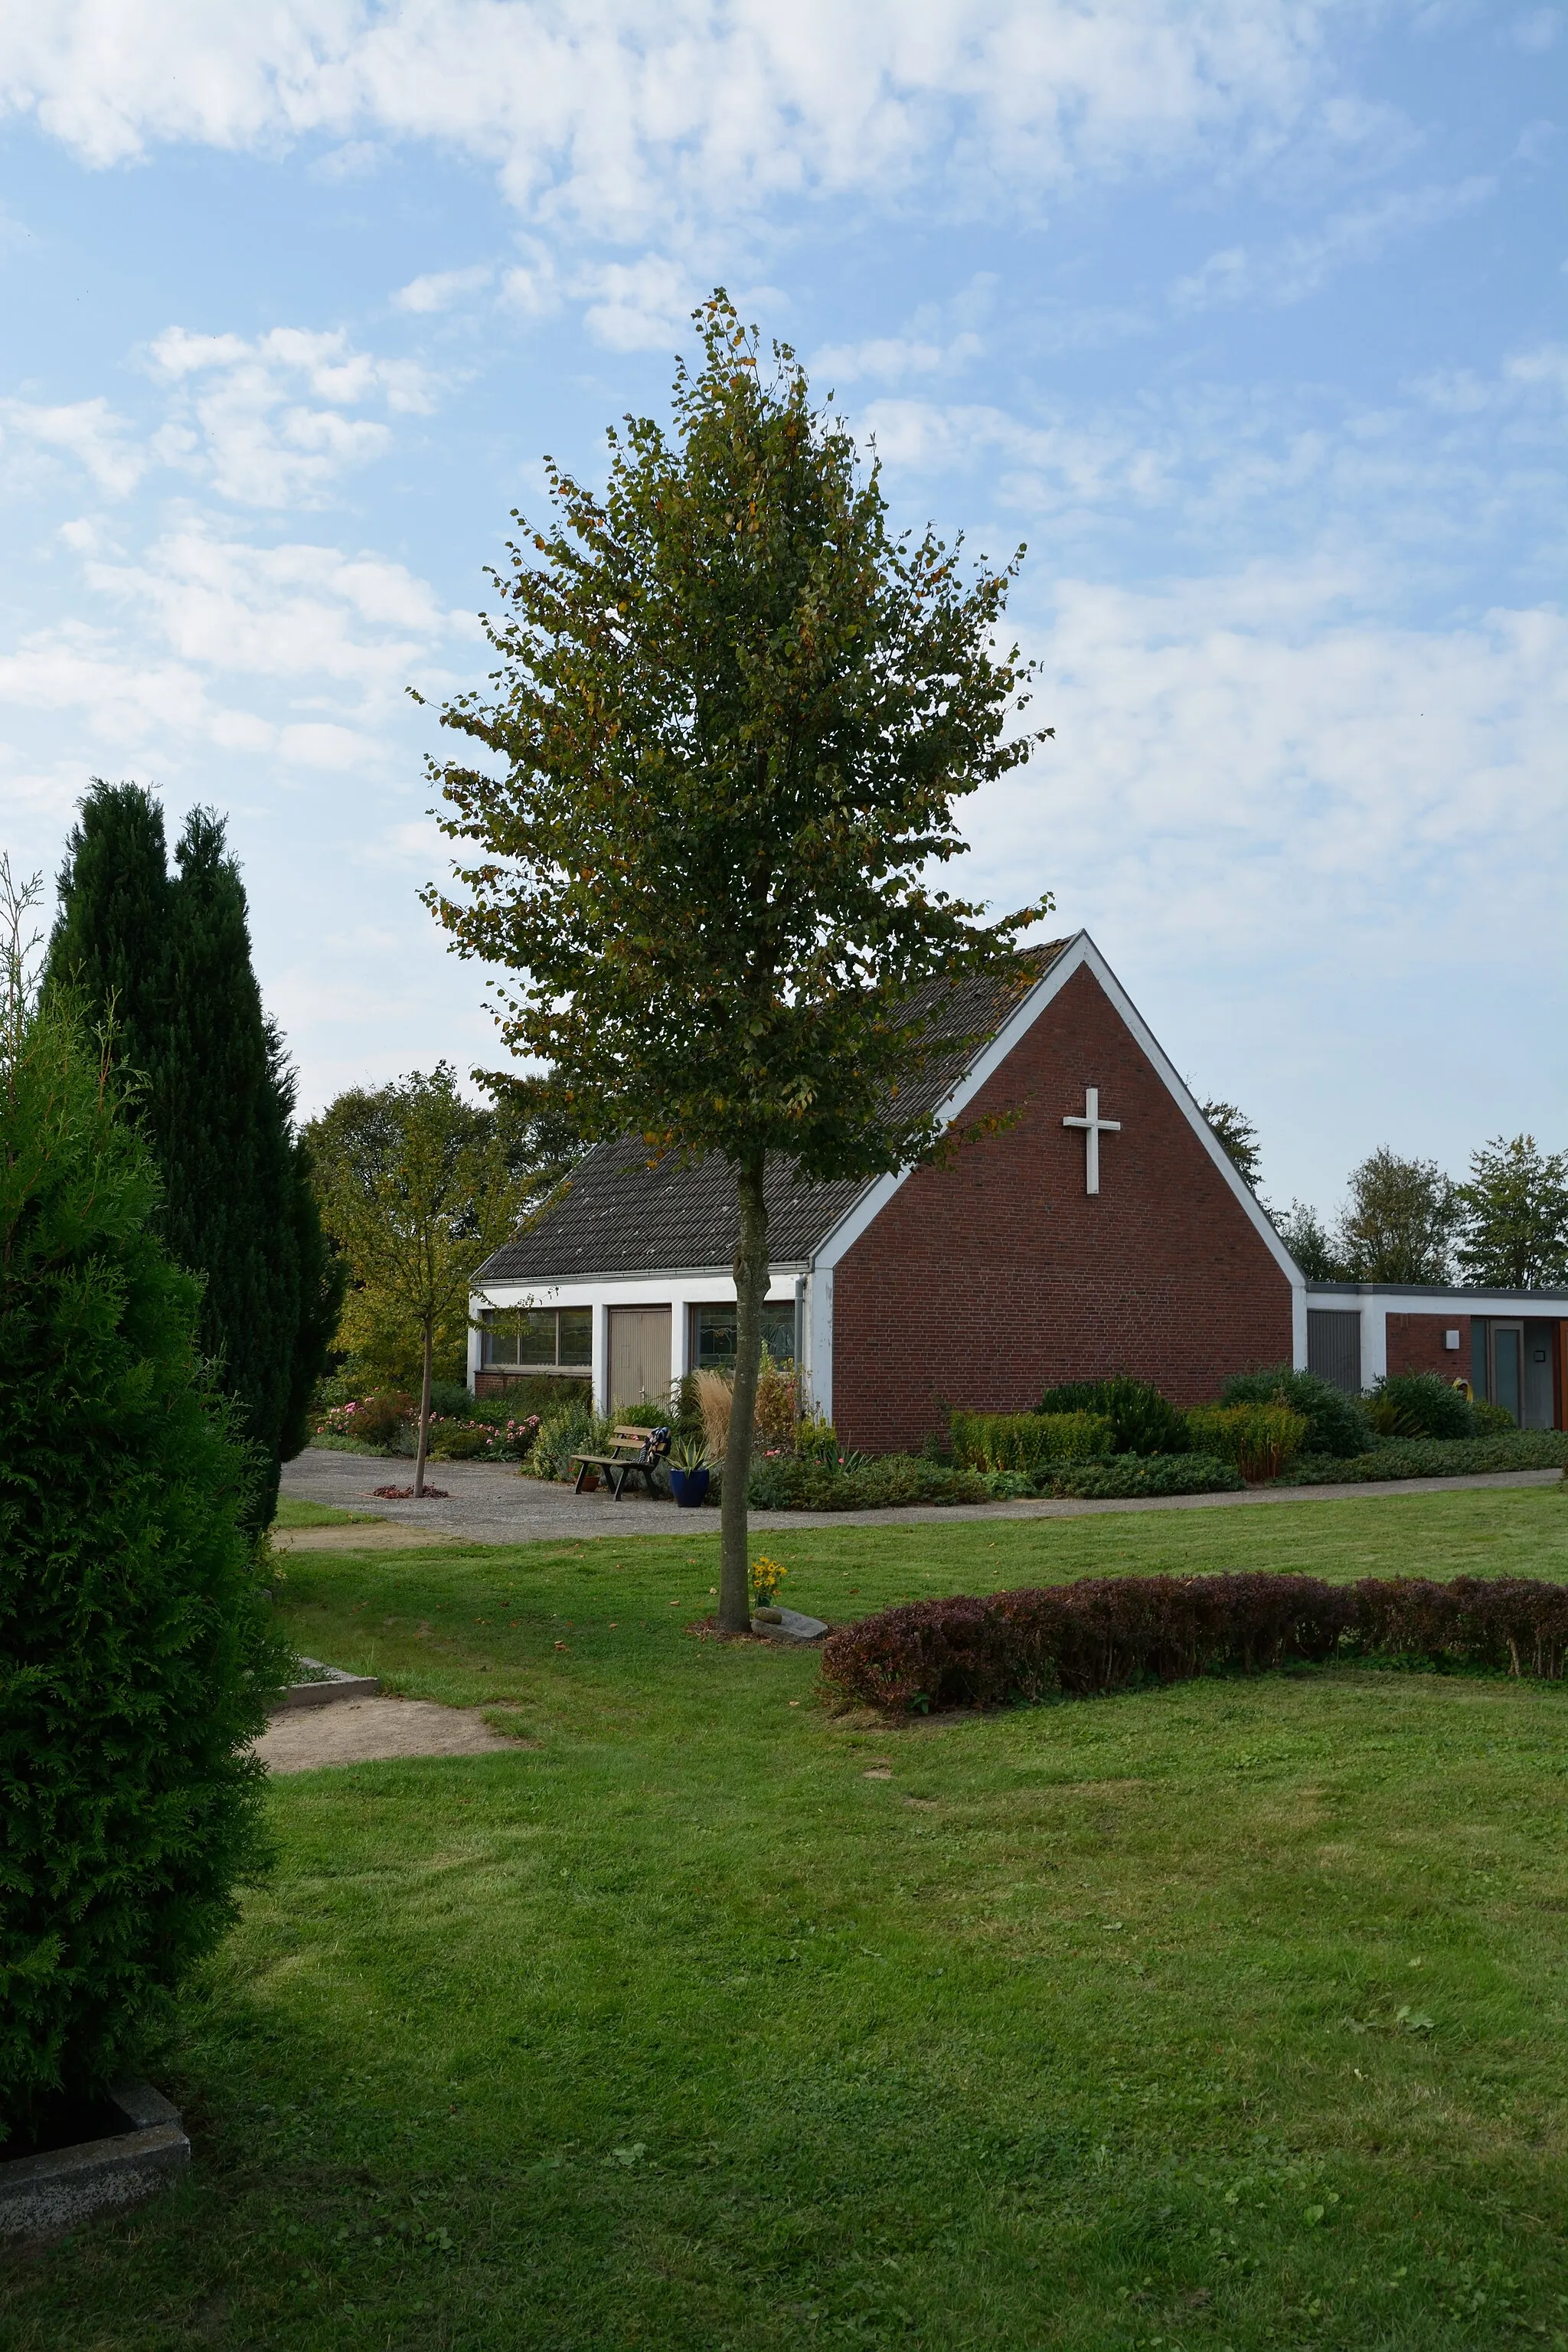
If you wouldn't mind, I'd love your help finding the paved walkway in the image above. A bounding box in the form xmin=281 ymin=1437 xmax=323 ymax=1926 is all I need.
xmin=279 ymin=1446 xmax=1563 ymax=1549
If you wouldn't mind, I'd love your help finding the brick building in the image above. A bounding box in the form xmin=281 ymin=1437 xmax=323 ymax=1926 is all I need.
xmin=469 ymin=932 xmax=1566 ymax=1448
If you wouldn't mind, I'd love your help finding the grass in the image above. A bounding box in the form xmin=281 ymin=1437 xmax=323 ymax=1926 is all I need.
xmin=272 ymin=1498 xmax=384 ymax=1529
xmin=10 ymin=1484 xmax=1568 ymax=2350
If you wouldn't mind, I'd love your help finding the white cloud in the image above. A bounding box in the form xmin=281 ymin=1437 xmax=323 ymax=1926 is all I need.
xmin=1510 ymin=8 xmax=1562 ymax=52
xmin=143 ymin=325 xmax=434 ymax=505
xmin=1174 ymin=176 xmax=1497 ymax=310
xmin=814 ymin=332 xmax=982 ymax=386
xmin=0 ymin=2 xmax=1350 ymax=237
xmin=0 ymin=394 xmax=145 ymax=495
xmin=578 ymin=256 xmax=701 ymax=353
xmin=394 ymin=263 xmax=493 ymax=313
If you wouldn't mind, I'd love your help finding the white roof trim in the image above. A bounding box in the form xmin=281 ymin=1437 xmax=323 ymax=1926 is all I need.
xmin=812 ymin=930 xmax=1305 ymax=1298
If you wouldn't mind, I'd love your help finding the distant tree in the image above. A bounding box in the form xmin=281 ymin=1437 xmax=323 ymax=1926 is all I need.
xmin=1336 ymin=1147 xmax=1459 ymax=1284
xmin=1 ymin=858 xmax=284 ymax=2137
xmin=423 ymin=293 xmax=1051 ymax=1631
xmin=47 ymin=786 xmax=341 ymax=1527
xmin=307 ymin=1067 xmax=524 ymax=1493
xmin=1272 ymin=1199 xmax=1343 ymax=1280
xmin=1200 ymin=1098 xmax=1262 ymax=1190
xmin=1455 ymin=1135 xmax=1568 ymax=1289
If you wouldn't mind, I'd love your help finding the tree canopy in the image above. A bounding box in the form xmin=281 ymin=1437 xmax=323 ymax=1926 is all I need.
xmin=1456 ymin=1135 xmax=1568 ymax=1289
xmin=424 ymin=293 xmax=1052 ymax=1627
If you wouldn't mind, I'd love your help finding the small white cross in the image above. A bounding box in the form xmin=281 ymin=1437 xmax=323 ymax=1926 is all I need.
xmin=1063 ymin=1085 xmax=1121 ymax=1195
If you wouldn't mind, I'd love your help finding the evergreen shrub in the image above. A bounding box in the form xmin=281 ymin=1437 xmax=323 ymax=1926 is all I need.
xmin=1365 ymin=1372 xmax=1475 ymax=1440
xmin=1185 ymin=1403 xmax=1310 ymax=1481
xmin=1044 ymin=1453 xmax=1244 ymax=1501
xmin=1276 ymin=1432 xmax=1568 ymax=1485
xmin=1220 ymin=1366 xmax=1368 ymax=1458
xmin=949 ymin=1410 xmax=1112 ymax=1473
xmin=822 ymin=1570 xmax=1568 ymax=1714
xmin=1036 ymin=1376 xmax=1190 ymax=1456
xmin=0 ymin=976 xmax=285 ymax=2136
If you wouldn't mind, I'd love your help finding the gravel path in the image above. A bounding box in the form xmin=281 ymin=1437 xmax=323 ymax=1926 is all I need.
xmin=281 ymin=1446 xmax=1563 ymax=1547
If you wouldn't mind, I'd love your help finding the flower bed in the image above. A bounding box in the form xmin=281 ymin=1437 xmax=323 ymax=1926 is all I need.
xmin=821 ymin=1570 xmax=1568 ymax=1715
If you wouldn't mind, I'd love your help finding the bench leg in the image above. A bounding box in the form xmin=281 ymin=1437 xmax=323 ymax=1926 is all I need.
xmin=573 ymin=1462 xmax=591 ymax=1494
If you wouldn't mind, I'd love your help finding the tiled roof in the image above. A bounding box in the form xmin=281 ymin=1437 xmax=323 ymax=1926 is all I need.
xmin=474 ymin=942 xmax=1070 ymax=1285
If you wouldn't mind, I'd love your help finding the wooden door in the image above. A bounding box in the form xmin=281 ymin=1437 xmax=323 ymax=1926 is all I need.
xmin=607 ymin=1307 xmax=672 ymax=1414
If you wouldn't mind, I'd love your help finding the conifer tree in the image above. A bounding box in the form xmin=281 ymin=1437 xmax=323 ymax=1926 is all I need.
xmin=46 ymin=784 xmax=338 ymax=1525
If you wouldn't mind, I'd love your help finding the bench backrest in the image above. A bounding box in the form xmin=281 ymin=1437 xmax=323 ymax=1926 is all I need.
xmin=611 ymin=1424 xmax=668 ymax=1457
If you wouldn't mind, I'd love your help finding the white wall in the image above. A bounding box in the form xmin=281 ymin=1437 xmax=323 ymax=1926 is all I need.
xmin=472 ymin=1271 xmax=807 ymax=1414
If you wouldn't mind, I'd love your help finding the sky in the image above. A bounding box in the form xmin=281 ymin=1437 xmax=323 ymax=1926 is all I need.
xmin=1 ymin=2 xmax=1563 ymax=1221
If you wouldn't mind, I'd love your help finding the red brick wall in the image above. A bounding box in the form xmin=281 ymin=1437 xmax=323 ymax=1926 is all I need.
xmin=831 ymin=964 xmax=1295 ymax=1454
xmin=1385 ymin=1313 xmax=1469 ymax=1383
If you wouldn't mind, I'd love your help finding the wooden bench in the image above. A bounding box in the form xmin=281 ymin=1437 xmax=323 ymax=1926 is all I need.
xmin=570 ymin=1424 xmax=671 ymax=1499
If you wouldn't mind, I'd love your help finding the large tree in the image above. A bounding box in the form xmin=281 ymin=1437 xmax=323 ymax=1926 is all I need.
xmin=1336 ymin=1146 xmax=1459 ymax=1284
xmin=307 ymin=1067 xmax=524 ymax=1494
xmin=46 ymin=784 xmax=341 ymax=1526
xmin=1455 ymin=1134 xmax=1568 ymax=1288
xmin=424 ymin=295 xmax=1051 ymax=1630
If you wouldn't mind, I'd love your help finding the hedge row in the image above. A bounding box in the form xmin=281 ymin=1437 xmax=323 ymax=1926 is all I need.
xmin=1045 ymin=1452 xmax=1243 ymax=1500
xmin=1276 ymin=1433 xmax=1568 ymax=1485
xmin=746 ymin=1449 xmax=1246 ymax=1511
xmin=819 ymin=1570 xmax=1568 ymax=1713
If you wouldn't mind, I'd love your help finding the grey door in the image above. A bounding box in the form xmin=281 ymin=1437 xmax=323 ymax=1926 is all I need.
xmin=1308 ymin=1309 xmax=1361 ymax=1396
xmin=607 ymin=1307 xmax=672 ymax=1415
xmin=1524 ymin=1320 xmax=1557 ymax=1430
xmin=1491 ymin=1321 xmax=1522 ymax=1426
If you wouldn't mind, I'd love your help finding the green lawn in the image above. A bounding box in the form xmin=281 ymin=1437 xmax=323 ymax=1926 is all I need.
xmin=272 ymin=1498 xmax=383 ymax=1528
xmin=11 ymin=1485 xmax=1568 ymax=2350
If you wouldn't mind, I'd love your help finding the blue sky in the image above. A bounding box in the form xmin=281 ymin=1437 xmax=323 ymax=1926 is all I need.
xmin=2 ymin=2 xmax=1563 ymax=1220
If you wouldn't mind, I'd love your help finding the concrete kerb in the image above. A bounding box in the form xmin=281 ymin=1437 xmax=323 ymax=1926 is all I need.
xmin=0 ymin=2082 xmax=189 ymax=2243
xmin=275 ymin=1658 xmax=382 ymax=1710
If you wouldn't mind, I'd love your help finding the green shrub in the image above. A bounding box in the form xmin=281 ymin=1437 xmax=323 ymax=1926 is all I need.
xmin=1185 ymin=1403 xmax=1310 ymax=1481
xmin=1220 ymin=1365 xmax=1369 ymax=1458
xmin=529 ymin=1404 xmax=618 ymax=1481
xmin=0 ymin=973 xmax=286 ymax=2138
xmin=1044 ymin=1453 xmax=1244 ymax=1501
xmin=1366 ymin=1372 xmax=1475 ymax=1440
xmin=1472 ymin=1399 xmax=1517 ymax=1435
xmin=1036 ymin=1376 xmax=1190 ymax=1456
xmin=949 ymin=1409 xmax=1112 ymax=1473
xmin=1277 ymin=1432 xmax=1568 ymax=1485
xmin=747 ymin=1454 xmax=998 ymax=1511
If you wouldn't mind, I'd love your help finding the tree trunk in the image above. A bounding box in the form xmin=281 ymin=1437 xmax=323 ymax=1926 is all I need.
xmin=720 ymin=1152 xmax=769 ymax=1633
xmin=413 ymin=1319 xmax=434 ymax=1498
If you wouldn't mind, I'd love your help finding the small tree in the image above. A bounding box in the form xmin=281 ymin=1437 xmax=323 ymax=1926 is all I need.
xmin=1336 ymin=1146 xmax=1459 ymax=1284
xmin=1200 ymin=1098 xmax=1261 ymax=1190
xmin=423 ymin=295 xmax=1050 ymax=1629
xmin=1455 ymin=1134 xmax=1568 ymax=1289
xmin=307 ymin=1067 xmax=522 ymax=1493
xmin=1 ymin=859 xmax=283 ymax=2135
xmin=46 ymin=785 xmax=341 ymax=1525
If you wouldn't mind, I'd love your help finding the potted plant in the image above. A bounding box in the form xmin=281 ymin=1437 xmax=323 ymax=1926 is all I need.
xmin=667 ymin=1430 xmax=715 ymax=1508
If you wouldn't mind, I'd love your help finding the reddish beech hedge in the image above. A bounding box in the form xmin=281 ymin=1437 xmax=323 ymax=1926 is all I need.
xmin=818 ymin=1572 xmax=1568 ymax=1713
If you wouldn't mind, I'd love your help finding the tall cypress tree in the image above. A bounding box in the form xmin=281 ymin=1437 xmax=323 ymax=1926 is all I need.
xmin=47 ymin=782 xmax=338 ymax=1525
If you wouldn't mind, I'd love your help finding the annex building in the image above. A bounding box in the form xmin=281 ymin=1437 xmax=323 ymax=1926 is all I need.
xmin=469 ymin=933 xmax=1568 ymax=1452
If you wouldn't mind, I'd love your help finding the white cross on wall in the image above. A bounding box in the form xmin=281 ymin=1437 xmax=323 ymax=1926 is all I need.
xmin=1063 ymin=1085 xmax=1121 ymax=1195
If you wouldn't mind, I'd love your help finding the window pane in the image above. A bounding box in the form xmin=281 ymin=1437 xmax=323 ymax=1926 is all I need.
xmin=480 ymin=1309 xmax=518 ymax=1367
xmin=694 ymin=1305 xmax=739 ymax=1367
xmin=761 ymin=1302 xmax=797 ymax=1364
xmin=557 ymin=1307 xmax=593 ymax=1365
xmin=516 ymin=1309 xmax=557 ymax=1364
xmin=692 ymin=1302 xmax=795 ymax=1368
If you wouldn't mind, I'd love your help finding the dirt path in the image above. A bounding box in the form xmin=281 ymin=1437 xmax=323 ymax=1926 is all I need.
xmin=257 ymin=1696 xmax=522 ymax=1774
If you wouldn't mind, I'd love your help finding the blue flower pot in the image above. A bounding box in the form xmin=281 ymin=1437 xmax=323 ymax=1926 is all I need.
xmin=669 ymin=1467 xmax=710 ymax=1508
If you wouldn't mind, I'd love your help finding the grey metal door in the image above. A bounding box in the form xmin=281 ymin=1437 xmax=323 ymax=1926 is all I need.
xmin=1307 ymin=1309 xmax=1361 ymax=1396
xmin=1491 ymin=1321 xmax=1522 ymax=1425
xmin=1524 ymin=1320 xmax=1557 ymax=1429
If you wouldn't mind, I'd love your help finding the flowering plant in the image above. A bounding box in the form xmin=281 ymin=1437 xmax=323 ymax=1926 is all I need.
xmin=750 ymin=1554 xmax=787 ymax=1609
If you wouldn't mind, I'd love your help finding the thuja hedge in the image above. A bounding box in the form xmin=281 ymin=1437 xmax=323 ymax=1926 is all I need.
xmin=1 ymin=985 xmax=286 ymax=2138
xmin=819 ymin=1571 xmax=1568 ymax=1713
